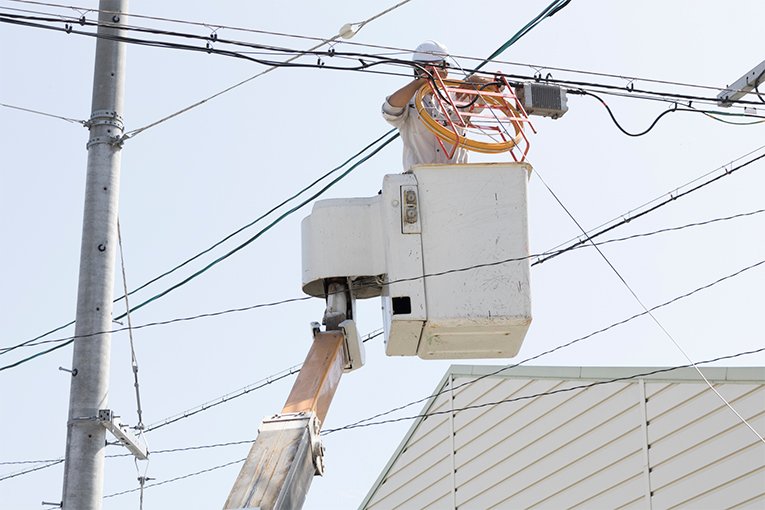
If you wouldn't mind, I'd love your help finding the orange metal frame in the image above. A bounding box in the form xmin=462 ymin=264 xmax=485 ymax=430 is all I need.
xmin=424 ymin=74 xmax=536 ymax=161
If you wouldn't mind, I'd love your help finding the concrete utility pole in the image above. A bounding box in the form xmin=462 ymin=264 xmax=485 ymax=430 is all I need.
xmin=62 ymin=2 xmax=129 ymax=509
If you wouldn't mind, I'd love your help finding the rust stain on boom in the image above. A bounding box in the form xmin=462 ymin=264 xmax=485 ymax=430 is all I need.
xmin=282 ymin=331 xmax=345 ymax=426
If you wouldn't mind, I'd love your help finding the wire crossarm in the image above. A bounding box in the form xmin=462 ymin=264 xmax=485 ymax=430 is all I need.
xmin=415 ymin=75 xmax=536 ymax=161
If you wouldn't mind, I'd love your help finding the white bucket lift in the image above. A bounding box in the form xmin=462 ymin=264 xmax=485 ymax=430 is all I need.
xmin=301 ymin=162 xmax=532 ymax=359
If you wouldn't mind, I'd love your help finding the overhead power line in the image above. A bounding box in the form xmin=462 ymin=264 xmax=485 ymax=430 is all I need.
xmin=0 ymin=459 xmax=64 ymax=482
xmin=530 ymin=158 xmax=763 ymax=443
xmin=8 ymin=343 xmax=761 ymax=484
xmin=322 ymin=346 xmax=765 ymax=434
xmin=4 ymin=10 xmax=764 ymax=112
xmin=0 ymin=128 xmax=398 ymax=360
xmin=102 ymin=458 xmax=246 ymax=499
xmin=12 ymin=206 xmax=762 ymax=353
xmin=2 ymin=204 xmax=763 ymax=370
xmin=321 ymin=257 xmax=765 ymax=433
xmin=533 ymin=148 xmax=765 ymax=266
xmin=7 ymin=0 xmax=755 ymax=101
xmin=0 ymin=102 xmax=86 ymax=124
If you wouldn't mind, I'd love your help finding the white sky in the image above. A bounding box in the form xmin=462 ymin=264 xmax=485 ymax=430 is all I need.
xmin=1 ymin=1 xmax=763 ymax=508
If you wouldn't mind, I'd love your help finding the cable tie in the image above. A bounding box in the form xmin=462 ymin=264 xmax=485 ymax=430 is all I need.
xmin=64 ymin=22 xmax=71 ymax=33
xmin=206 ymin=41 xmax=213 ymax=53
xmin=79 ymin=15 xmax=86 ymax=26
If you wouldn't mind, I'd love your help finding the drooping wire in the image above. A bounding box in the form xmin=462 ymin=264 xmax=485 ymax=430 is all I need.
xmin=576 ymin=89 xmax=765 ymax=137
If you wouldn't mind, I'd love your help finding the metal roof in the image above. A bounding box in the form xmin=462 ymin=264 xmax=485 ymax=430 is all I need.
xmin=359 ymin=365 xmax=765 ymax=509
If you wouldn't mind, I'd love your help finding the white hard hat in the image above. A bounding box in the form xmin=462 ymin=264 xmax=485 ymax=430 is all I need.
xmin=412 ymin=40 xmax=449 ymax=63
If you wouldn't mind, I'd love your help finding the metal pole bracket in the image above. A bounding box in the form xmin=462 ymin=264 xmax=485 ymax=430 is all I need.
xmin=98 ymin=409 xmax=148 ymax=460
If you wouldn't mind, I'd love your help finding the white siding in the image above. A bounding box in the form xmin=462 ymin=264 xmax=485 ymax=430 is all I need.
xmin=360 ymin=366 xmax=765 ymax=510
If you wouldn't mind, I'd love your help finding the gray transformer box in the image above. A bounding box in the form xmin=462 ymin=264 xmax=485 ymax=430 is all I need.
xmin=515 ymin=83 xmax=569 ymax=119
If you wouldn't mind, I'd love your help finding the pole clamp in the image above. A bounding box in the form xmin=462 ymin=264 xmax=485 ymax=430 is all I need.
xmin=86 ymin=135 xmax=124 ymax=149
xmin=85 ymin=109 xmax=124 ymax=130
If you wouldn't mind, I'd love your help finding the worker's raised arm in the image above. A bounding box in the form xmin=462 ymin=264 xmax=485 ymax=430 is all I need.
xmin=387 ymin=76 xmax=428 ymax=108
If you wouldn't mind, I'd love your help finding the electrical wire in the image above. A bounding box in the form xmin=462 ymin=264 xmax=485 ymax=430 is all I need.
xmin=0 ymin=128 xmax=398 ymax=359
xmin=0 ymin=102 xmax=86 ymax=125
xmin=7 ymin=345 xmax=761 ymax=482
xmin=473 ymin=0 xmax=570 ymax=73
xmin=576 ymin=90 xmax=765 ymax=137
xmin=16 ymin=342 xmax=756 ymax=488
xmin=0 ymin=459 xmax=64 ymax=481
xmin=322 ymin=346 xmax=765 ymax=434
xmin=117 ymin=220 xmax=145 ymax=430
xmin=144 ymin=364 xmax=302 ymax=433
xmin=2 ymin=5 xmax=761 ymax=371
xmin=531 ymin=163 xmax=764 ymax=442
xmin=144 ymin=329 xmax=383 ymax=433
xmin=533 ymin=149 xmax=765 ymax=266
xmin=0 ymin=328 xmax=385 ymax=482
xmin=2 ymin=206 xmax=762 ymax=364
xmin=320 ymin=258 xmax=765 ymax=433
xmin=102 ymin=458 xmax=246 ymax=499
xmin=3 ymin=11 xmax=763 ymax=111
xmin=8 ymin=0 xmax=761 ymax=103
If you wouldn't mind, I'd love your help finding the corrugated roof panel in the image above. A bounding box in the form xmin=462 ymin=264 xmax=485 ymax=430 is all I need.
xmin=648 ymin=388 xmax=764 ymax=466
xmin=674 ymin=465 xmax=765 ymax=510
xmin=368 ymin=454 xmax=450 ymax=510
xmin=371 ymin=419 xmax=451 ymax=505
xmin=651 ymin=442 xmax=764 ymax=509
xmin=569 ymin=475 xmax=644 ymax=509
xmin=647 ymin=383 xmax=761 ymax=445
xmin=455 ymin=382 xmax=640 ymax=498
xmin=476 ymin=426 xmax=643 ymax=509
xmin=359 ymin=367 xmax=765 ymax=510
xmin=725 ymin=484 xmax=765 ymax=510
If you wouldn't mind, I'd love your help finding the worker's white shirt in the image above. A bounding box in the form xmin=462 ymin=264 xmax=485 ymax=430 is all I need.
xmin=382 ymin=93 xmax=468 ymax=170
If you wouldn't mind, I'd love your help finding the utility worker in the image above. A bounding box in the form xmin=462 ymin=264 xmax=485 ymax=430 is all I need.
xmin=382 ymin=40 xmax=499 ymax=170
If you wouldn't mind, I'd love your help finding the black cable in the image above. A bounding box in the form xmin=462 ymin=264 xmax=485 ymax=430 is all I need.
xmin=3 ymin=12 xmax=764 ymax=109
xmin=0 ymin=129 xmax=400 ymax=362
xmin=3 ymin=206 xmax=763 ymax=357
xmin=320 ymin=257 xmax=765 ymax=434
xmin=533 ymin=151 xmax=765 ymax=266
xmin=102 ymin=458 xmax=245 ymax=499
xmin=576 ymin=89 xmax=765 ymax=137
xmin=322 ymin=345 xmax=765 ymax=435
